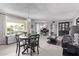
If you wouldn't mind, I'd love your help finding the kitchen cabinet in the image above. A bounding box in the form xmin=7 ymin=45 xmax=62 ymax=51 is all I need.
xmin=6 ymin=34 xmax=16 ymax=44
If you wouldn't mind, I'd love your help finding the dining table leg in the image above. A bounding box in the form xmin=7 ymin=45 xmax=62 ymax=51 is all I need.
xmin=37 ymin=46 xmax=39 ymax=54
xmin=16 ymin=44 xmax=18 ymax=53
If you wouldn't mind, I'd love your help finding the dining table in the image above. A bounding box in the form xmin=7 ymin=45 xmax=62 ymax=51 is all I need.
xmin=19 ymin=35 xmax=29 ymax=40
xmin=18 ymin=34 xmax=38 ymax=55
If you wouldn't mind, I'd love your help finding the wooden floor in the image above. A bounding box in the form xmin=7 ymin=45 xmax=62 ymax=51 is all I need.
xmin=0 ymin=36 xmax=63 ymax=56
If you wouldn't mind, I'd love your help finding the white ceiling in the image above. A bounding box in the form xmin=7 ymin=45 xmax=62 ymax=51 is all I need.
xmin=0 ymin=3 xmax=79 ymax=21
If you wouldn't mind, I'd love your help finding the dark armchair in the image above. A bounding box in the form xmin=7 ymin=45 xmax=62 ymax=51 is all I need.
xmin=62 ymin=35 xmax=77 ymax=55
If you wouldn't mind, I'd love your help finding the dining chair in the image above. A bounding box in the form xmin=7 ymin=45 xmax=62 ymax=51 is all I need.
xmin=15 ymin=35 xmax=28 ymax=56
xmin=29 ymin=35 xmax=40 ymax=56
xmin=35 ymin=34 xmax=40 ymax=47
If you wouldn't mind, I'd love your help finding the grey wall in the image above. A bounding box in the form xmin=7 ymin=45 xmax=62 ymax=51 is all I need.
xmin=0 ymin=14 xmax=6 ymax=44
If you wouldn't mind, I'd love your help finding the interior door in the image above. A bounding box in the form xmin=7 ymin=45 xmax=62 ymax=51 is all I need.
xmin=59 ymin=22 xmax=70 ymax=36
